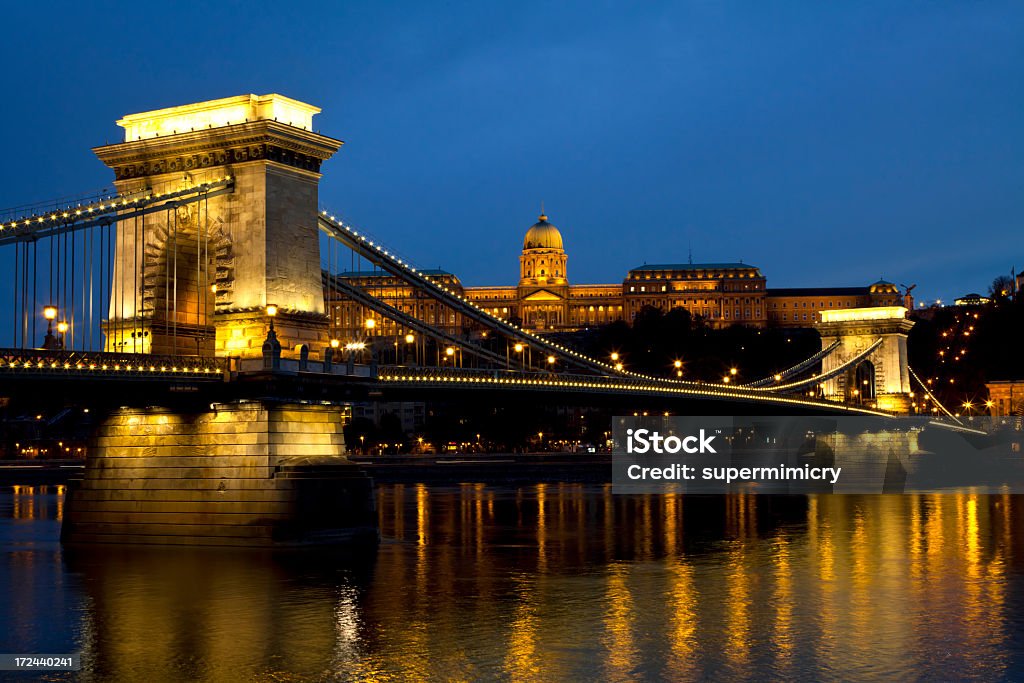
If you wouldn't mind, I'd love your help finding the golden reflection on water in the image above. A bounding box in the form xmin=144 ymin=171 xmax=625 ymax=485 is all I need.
xmin=601 ymin=563 xmax=639 ymax=681
xmin=3 ymin=485 xmax=1022 ymax=680
xmin=503 ymin=574 xmax=541 ymax=681
xmin=665 ymin=498 xmax=697 ymax=678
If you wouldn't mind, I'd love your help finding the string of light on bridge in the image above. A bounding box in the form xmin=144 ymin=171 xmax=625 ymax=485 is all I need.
xmin=0 ymin=176 xmax=234 ymax=234
xmin=375 ymin=369 xmax=892 ymax=416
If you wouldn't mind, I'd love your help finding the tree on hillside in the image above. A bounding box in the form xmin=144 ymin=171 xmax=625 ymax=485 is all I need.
xmin=990 ymin=275 xmax=1015 ymax=301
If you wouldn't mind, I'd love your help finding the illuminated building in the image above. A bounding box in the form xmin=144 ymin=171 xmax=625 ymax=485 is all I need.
xmin=325 ymin=212 xmax=906 ymax=336
xmin=985 ymin=380 xmax=1024 ymax=417
xmin=623 ymin=263 xmax=765 ymax=328
xmin=766 ymin=281 xmax=904 ymax=327
xmin=326 ymin=270 xmax=466 ymax=342
xmin=954 ymin=293 xmax=992 ymax=307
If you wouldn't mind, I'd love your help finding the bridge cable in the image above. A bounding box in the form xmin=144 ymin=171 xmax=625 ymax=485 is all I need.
xmin=71 ymin=229 xmax=75 ymax=349
xmin=87 ymin=223 xmax=93 ymax=351
xmin=31 ymin=238 xmax=37 ymax=348
xmin=172 ymin=201 xmax=178 ymax=356
xmin=329 ymin=277 xmax=512 ymax=368
xmin=763 ymin=338 xmax=884 ymax=394
xmin=12 ymin=240 xmax=18 ymax=347
xmin=909 ymin=366 xmax=962 ymax=423
xmin=741 ymin=340 xmax=842 ymax=388
xmin=22 ymin=240 xmax=29 ymax=348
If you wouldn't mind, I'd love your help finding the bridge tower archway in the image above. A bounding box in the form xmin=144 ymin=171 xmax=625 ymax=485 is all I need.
xmin=93 ymin=94 xmax=342 ymax=358
xmin=815 ymin=307 xmax=914 ymax=413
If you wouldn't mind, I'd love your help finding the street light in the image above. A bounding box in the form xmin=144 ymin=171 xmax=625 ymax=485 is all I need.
xmin=42 ymin=306 xmax=58 ymax=349
xmin=330 ymin=338 xmax=340 ymax=349
xmin=55 ymin=321 xmax=69 ymax=350
xmin=615 ymin=362 xmax=624 ymax=371
xmin=405 ymin=333 xmax=415 ymax=344
xmin=610 ymin=352 xmax=620 ymax=362
xmin=264 ymin=304 xmax=278 ymax=337
xmin=547 ymin=355 xmax=556 ymax=366
xmin=514 ymin=343 xmax=524 ymax=353
xmin=673 ymin=359 xmax=682 ymax=369
xmin=730 ymin=367 xmax=738 ymax=376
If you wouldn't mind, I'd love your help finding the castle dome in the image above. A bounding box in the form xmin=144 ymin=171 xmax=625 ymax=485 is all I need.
xmin=869 ymin=279 xmax=898 ymax=294
xmin=523 ymin=214 xmax=564 ymax=251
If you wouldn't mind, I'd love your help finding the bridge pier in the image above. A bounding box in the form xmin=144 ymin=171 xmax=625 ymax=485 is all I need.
xmin=61 ymin=402 xmax=377 ymax=547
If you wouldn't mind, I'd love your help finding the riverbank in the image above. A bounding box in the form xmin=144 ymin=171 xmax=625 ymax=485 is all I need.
xmin=0 ymin=454 xmax=610 ymax=487
xmin=350 ymin=453 xmax=612 ymax=484
xmin=0 ymin=460 xmax=83 ymax=485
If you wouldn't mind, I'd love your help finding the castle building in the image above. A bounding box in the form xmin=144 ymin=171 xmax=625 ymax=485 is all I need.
xmin=324 ymin=212 xmax=905 ymax=341
xmin=766 ymin=281 xmax=904 ymax=327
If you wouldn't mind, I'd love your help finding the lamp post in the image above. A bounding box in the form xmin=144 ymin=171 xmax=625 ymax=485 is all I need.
xmin=513 ymin=342 xmax=525 ymax=371
xmin=405 ymin=333 xmax=415 ymax=366
xmin=262 ymin=304 xmax=281 ymax=370
xmin=56 ymin=321 xmax=69 ymax=350
xmin=325 ymin=337 xmax=340 ymax=371
xmin=42 ymin=306 xmax=57 ymax=350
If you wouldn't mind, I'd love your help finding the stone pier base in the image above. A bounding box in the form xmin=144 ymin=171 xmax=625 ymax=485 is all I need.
xmin=61 ymin=402 xmax=377 ymax=547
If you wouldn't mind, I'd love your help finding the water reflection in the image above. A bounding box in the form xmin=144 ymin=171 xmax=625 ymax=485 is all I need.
xmin=1 ymin=485 xmax=1023 ymax=680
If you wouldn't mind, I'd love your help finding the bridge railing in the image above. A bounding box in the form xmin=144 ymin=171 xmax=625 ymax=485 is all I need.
xmin=0 ymin=348 xmax=230 ymax=379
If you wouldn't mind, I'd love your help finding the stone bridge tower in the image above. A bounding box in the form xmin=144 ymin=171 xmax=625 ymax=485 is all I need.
xmin=815 ymin=306 xmax=915 ymax=413
xmin=93 ymin=94 xmax=341 ymax=358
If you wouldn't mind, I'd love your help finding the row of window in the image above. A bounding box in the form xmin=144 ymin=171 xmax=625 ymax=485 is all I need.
xmin=772 ymin=300 xmax=858 ymax=309
xmin=628 ymin=271 xmax=761 ymax=280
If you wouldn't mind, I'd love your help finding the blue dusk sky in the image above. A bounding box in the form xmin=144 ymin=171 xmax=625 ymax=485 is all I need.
xmin=0 ymin=1 xmax=1022 ymax=304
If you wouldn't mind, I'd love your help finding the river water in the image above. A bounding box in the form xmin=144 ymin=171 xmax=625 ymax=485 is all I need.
xmin=2 ymin=483 xmax=1023 ymax=681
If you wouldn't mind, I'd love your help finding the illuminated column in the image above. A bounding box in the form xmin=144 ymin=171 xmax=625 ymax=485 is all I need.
xmin=816 ymin=307 xmax=915 ymax=413
xmin=93 ymin=94 xmax=341 ymax=357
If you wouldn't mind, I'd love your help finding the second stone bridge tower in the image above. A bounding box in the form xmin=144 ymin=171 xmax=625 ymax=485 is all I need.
xmin=93 ymin=94 xmax=341 ymax=358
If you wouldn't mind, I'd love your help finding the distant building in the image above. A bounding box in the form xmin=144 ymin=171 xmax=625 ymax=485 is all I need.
xmin=765 ymin=281 xmax=902 ymax=328
xmin=325 ymin=212 xmax=905 ymax=336
xmin=327 ymin=269 xmax=468 ymax=342
xmin=623 ymin=263 xmax=766 ymax=328
xmin=955 ymin=293 xmax=992 ymax=307
xmin=986 ymin=381 xmax=1024 ymax=417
